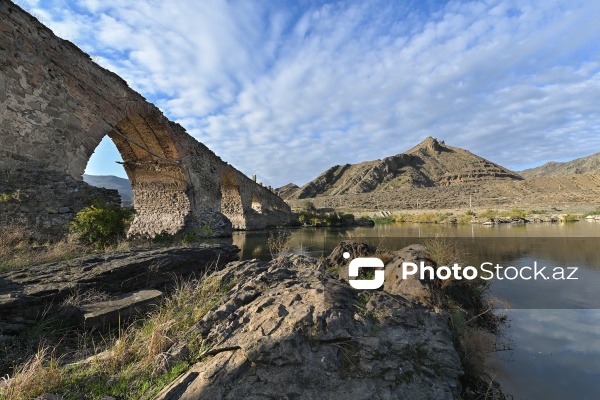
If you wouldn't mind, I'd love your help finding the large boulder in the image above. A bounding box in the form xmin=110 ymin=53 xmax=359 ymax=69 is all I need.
xmin=322 ymin=241 xmax=376 ymax=281
xmin=383 ymin=244 xmax=434 ymax=305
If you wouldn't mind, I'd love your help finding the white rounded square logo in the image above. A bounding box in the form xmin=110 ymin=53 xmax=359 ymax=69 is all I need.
xmin=348 ymin=257 xmax=385 ymax=290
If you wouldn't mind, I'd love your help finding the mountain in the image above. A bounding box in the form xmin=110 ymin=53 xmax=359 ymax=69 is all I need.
xmin=276 ymin=183 xmax=300 ymax=200
xmin=519 ymin=151 xmax=600 ymax=178
xmin=83 ymin=174 xmax=134 ymax=206
xmin=290 ymin=137 xmax=522 ymax=199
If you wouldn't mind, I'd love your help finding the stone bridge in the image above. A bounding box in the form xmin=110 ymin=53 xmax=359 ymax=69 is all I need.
xmin=0 ymin=1 xmax=292 ymax=237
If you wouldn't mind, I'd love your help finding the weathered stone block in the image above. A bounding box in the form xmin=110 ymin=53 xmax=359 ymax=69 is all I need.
xmin=78 ymin=289 xmax=163 ymax=330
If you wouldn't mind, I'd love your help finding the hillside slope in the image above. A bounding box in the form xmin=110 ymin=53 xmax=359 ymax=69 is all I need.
xmin=83 ymin=174 xmax=133 ymax=206
xmin=291 ymin=137 xmax=522 ymax=199
xmin=520 ymin=152 xmax=600 ymax=178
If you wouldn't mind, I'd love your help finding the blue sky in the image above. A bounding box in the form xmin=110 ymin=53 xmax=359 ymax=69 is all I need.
xmin=15 ymin=0 xmax=600 ymax=187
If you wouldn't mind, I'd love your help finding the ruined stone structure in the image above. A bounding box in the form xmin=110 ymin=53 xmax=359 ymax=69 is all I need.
xmin=0 ymin=1 xmax=292 ymax=237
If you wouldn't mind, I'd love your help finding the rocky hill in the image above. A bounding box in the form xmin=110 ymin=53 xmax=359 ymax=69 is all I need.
xmin=275 ymin=182 xmax=300 ymax=199
xmin=520 ymin=151 xmax=600 ymax=178
xmin=289 ymin=137 xmax=522 ymax=199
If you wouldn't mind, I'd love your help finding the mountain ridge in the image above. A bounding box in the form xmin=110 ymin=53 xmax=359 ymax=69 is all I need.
xmin=519 ymin=151 xmax=600 ymax=178
xmin=83 ymin=174 xmax=133 ymax=206
xmin=287 ymin=137 xmax=523 ymax=200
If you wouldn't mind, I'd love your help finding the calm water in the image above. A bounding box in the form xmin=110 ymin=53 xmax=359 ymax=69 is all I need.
xmin=221 ymin=221 xmax=600 ymax=400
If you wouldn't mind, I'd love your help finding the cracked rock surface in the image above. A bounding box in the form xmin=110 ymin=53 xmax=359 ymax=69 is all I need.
xmin=156 ymin=253 xmax=463 ymax=400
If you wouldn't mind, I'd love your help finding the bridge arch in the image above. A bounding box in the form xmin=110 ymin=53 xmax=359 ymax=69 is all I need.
xmin=0 ymin=1 xmax=292 ymax=237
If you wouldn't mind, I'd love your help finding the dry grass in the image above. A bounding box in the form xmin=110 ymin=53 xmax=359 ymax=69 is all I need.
xmin=424 ymin=234 xmax=465 ymax=290
xmin=0 ymin=270 xmax=235 ymax=399
xmin=60 ymin=288 xmax=111 ymax=308
xmin=0 ymin=346 xmax=61 ymax=400
xmin=0 ymin=221 xmax=89 ymax=271
xmin=267 ymin=230 xmax=291 ymax=261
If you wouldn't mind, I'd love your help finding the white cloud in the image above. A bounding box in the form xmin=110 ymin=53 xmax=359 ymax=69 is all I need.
xmin=13 ymin=0 xmax=600 ymax=186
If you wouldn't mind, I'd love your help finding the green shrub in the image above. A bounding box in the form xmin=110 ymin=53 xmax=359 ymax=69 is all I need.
xmin=326 ymin=212 xmax=355 ymax=225
xmin=416 ymin=212 xmax=438 ymax=223
xmin=582 ymin=207 xmax=600 ymax=218
xmin=372 ymin=216 xmax=395 ymax=224
xmin=508 ymin=208 xmax=526 ymax=218
xmin=303 ymin=201 xmax=317 ymax=213
xmin=392 ymin=213 xmax=410 ymax=222
xmin=561 ymin=212 xmax=579 ymax=222
xmin=70 ymin=203 xmax=134 ymax=248
xmin=477 ymin=209 xmax=497 ymax=220
xmin=527 ymin=209 xmax=546 ymax=215
xmin=457 ymin=214 xmax=473 ymax=224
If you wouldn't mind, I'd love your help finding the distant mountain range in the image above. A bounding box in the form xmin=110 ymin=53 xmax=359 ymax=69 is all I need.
xmin=519 ymin=151 xmax=600 ymax=178
xmin=279 ymin=137 xmax=523 ymax=199
xmin=83 ymin=174 xmax=133 ymax=206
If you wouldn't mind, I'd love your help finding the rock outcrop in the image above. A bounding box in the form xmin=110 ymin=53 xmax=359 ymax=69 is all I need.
xmin=155 ymin=251 xmax=465 ymax=399
xmin=0 ymin=244 xmax=239 ymax=334
xmin=290 ymin=137 xmax=523 ymax=199
xmin=275 ymin=183 xmax=300 ymax=200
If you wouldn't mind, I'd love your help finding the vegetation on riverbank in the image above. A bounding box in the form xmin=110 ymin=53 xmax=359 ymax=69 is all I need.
xmin=368 ymin=207 xmax=588 ymax=225
xmin=0 ymin=203 xmax=218 ymax=272
xmin=0 ymin=272 xmax=235 ymax=399
xmin=296 ymin=201 xmax=372 ymax=227
xmin=422 ymin=235 xmax=506 ymax=393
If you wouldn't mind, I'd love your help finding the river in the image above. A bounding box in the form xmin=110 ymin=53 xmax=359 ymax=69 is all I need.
xmin=220 ymin=221 xmax=600 ymax=399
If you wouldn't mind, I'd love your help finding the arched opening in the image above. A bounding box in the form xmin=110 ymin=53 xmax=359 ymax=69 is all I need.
xmin=84 ymin=136 xmax=133 ymax=207
xmin=251 ymin=193 xmax=262 ymax=213
xmin=220 ymin=171 xmax=245 ymax=229
xmin=85 ymin=113 xmax=191 ymax=237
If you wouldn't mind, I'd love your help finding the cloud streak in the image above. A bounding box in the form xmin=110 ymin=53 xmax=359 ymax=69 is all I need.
xmin=15 ymin=0 xmax=600 ymax=186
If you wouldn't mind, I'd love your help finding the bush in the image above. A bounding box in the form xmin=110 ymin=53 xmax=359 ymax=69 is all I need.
xmin=582 ymin=207 xmax=600 ymax=218
xmin=457 ymin=214 xmax=473 ymax=224
xmin=477 ymin=209 xmax=497 ymax=220
xmin=371 ymin=216 xmax=395 ymax=224
xmin=70 ymin=203 xmax=134 ymax=248
xmin=561 ymin=212 xmax=579 ymax=222
xmin=527 ymin=209 xmax=547 ymax=215
xmin=303 ymin=201 xmax=317 ymax=213
xmin=508 ymin=208 xmax=526 ymax=218
xmin=416 ymin=212 xmax=438 ymax=223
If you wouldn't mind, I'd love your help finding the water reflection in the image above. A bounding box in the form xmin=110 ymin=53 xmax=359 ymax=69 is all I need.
xmin=498 ymin=309 xmax=600 ymax=400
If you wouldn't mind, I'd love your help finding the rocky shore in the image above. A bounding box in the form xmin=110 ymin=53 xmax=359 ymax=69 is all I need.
xmin=1 ymin=242 xmax=504 ymax=399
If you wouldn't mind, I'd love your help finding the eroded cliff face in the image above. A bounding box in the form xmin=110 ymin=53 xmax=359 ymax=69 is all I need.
xmin=0 ymin=1 xmax=292 ymax=237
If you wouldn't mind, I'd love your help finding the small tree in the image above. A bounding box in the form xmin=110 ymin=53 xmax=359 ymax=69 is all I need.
xmin=303 ymin=201 xmax=317 ymax=213
xmin=70 ymin=203 xmax=134 ymax=248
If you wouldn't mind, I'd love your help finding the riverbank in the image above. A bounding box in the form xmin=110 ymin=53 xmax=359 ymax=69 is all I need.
xmin=0 ymin=241 xmax=504 ymax=399
xmin=363 ymin=207 xmax=600 ymax=225
xmin=285 ymin=174 xmax=600 ymax=214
